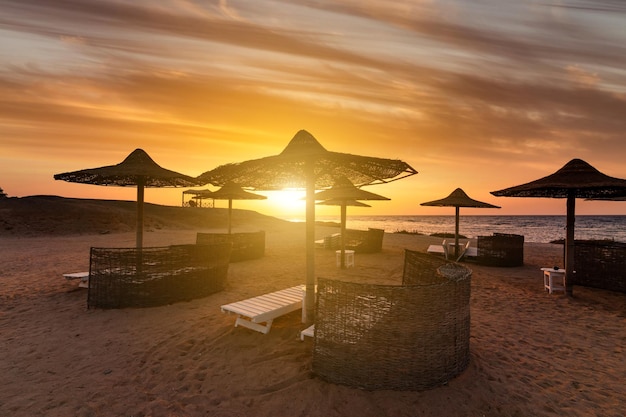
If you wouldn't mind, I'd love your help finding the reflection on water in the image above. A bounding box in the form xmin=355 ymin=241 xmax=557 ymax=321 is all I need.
xmin=297 ymin=215 xmax=626 ymax=244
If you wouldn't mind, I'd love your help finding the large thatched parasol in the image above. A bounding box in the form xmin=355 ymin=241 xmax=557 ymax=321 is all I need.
xmin=198 ymin=129 xmax=417 ymax=322
xmin=54 ymin=148 xmax=201 ymax=248
xmin=491 ymin=158 xmax=626 ymax=296
xmin=209 ymin=182 xmax=267 ymax=234
xmin=421 ymin=188 xmax=500 ymax=259
xmin=315 ymin=176 xmax=389 ymax=268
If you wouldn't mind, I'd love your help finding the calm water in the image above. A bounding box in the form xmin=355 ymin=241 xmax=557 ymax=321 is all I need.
xmin=288 ymin=215 xmax=626 ymax=244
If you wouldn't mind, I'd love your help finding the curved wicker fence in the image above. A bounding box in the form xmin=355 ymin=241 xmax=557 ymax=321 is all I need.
xmin=318 ymin=228 xmax=385 ymax=253
xmin=477 ymin=233 xmax=524 ymax=267
xmin=196 ymin=231 xmax=265 ymax=262
xmin=573 ymin=240 xmax=626 ymax=293
xmin=87 ymin=243 xmax=231 ymax=309
xmin=312 ymin=250 xmax=471 ymax=391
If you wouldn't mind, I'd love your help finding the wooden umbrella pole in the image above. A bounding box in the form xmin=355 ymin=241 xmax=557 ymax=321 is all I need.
xmin=304 ymin=160 xmax=316 ymax=323
xmin=565 ymin=193 xmax=575 ymax=297
xmin=455 ymin=206 xmax=460 ymax=259
xmin=340 ymin=203 xmax=347 ymax=269
xmin=228 ymin=199 xmax=233 ymax=234
xmin=136 ymin=176 xmax=145 ymax=249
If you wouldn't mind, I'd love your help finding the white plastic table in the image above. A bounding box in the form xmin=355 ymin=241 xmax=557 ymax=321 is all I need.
xmin=541 ymin=268 xmax=565 ymax=294
xmin=336 ymin=250 xmax=355 ymax=268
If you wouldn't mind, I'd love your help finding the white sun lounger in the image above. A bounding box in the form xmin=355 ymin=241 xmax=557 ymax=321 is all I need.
xmin=220 ymin=285 xmax=304 ymax=334
xmin=63 ymin=271 xmax=89 ymax=288
xmin=427 ymin=239 xmax=449 ymax=259
xmin=300 ymin=324 xmax=315 ymax=341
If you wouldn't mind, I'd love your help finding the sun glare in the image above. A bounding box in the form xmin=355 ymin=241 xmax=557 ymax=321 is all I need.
xmin=262 ymin=189 xmax=306 ymax=219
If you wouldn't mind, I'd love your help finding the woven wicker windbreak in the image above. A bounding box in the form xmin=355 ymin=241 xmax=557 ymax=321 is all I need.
xmin=196 ymin=231 xmax=265 ymax=262
xmin=344 ymin=228 xmax=385 ymax=253
xmin=320 ymin=228 xmax=384 ymax=253
xmin=87 ymin=243 xmax=231 ymax=309
xmin=572 ymin=240 xmax=626 ymax=293
xmin=312 ymin=250 xmax=471 ymax=391
xmin=477 ymin=233 xmax=524 ymax=267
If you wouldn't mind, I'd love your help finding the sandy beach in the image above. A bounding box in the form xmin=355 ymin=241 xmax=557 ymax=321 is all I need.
xmin=1 ymin=199 xmax=625 ymax=417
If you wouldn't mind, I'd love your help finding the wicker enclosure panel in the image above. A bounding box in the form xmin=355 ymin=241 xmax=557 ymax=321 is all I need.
xmin=345 ymin=228 xmax=385 ymax=253
xmin=477 ymin=233 xmax=524 ymax=267
xmin=312 ymin=251 xmax=471 ymax=391
xmin=572 ymin=240 xmax=626 ymax=293
xmin=88 ymin=243 xmax=231 ymax=309
xmin=322 ymin=228 xmax=385 ymax=253
xmin=196 ymin=231 xmax=265 ymax=262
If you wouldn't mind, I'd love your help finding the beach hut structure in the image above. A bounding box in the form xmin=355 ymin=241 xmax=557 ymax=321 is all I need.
xmin=421 ymin=188 xmax=500 ymax=259
xmin=314 ymin=176 xmax=390 ymax=268
xmin=491 ymin=158 xmax=626 ymax=296
xmin=198 ymin=129 xmax=417 ymax=322
xmin=54 ymin=148 xmax=201 ymax=248
xmin=209 ymin=182 xmax=267 ymax=234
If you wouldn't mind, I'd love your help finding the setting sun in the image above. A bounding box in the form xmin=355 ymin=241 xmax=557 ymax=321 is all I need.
xmin=260 ymin=189 xmax=306 ymax=219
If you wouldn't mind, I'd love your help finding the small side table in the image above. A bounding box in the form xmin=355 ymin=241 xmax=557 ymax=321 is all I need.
xmin=541 ymin=268 xmax=565 ymax=294
xmin=336 ymin=250 xmax=355 ymax=268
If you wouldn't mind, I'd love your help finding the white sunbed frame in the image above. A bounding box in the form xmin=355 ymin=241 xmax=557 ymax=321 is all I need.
xmin=220 ymin=285 xmax=305 ymax=334
xmin=426 ymin=239 xmax=449 ymax=259
xmin=426 ymin=240 xmax=478 ymax=262
xmin=63 ymin=271 xmax=89 ymax=288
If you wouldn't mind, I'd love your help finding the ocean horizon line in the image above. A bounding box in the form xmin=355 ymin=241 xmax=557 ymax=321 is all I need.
xmin=279 ymin=214 xmax=626 ymax=244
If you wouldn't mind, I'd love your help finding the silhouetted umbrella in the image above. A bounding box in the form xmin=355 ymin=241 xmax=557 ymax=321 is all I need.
xmin=318 ymin=199 xmax=371 ymax=207
xmin=491 ymin=158 xmax=626 ymax=296
xmin=209 ymin=182 xmax=267 ymax=233
xmin=54 ymin=149 xmax=200 ymax=248
xmin=315 ymin=176 xmax=389 ymax=268
xmin=183 ymin=189 xmax=213 ymax=207
xmin=421 ymin=188 xmax=500 ymax=258
xmin=198 ymin=130 xmax=417 ymax=322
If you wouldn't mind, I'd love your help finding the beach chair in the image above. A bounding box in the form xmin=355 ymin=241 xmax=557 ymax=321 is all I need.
xmin=63 ymin=271 xmax=89 ymax=288
xmin=426 ymin=239 xmax=449 ymax=259
xmin=220 ymin=286 xmax=304 ymax=334
xmin=455 ymin=241 xmax=471 ymax=262
xmin=300 ymin=324 xmax=315 ymax=341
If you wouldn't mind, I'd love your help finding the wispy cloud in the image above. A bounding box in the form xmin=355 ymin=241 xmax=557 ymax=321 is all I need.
xmin=1 ymin=0 xmax=625 ymax=213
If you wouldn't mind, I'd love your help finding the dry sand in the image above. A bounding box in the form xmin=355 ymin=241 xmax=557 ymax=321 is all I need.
xmin=1 ymin=198 xmax=625 ymax=417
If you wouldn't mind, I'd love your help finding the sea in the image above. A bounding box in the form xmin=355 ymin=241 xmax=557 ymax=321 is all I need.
xmin=282 ymin=215 xmax=626 ymax=244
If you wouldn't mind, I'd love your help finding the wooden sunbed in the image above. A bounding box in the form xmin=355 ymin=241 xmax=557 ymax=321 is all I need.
xmin=63 ymin=271 xmax=89 ymax=288
xmin=300 ymin=324 xmax=315 ymax=341
xmin=220 ymin=286 xmax=304 ymax=334
xmin=427 ymin=239 xmax=449 ymax=259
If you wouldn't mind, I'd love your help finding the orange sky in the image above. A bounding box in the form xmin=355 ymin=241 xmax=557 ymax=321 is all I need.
xmin=1 ymin=0 xmax=626 ymax=218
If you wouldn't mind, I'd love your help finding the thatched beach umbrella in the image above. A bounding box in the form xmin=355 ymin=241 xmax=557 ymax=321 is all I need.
xmin=182 ymin=189 xmax=213 ymax=207
xmin=198 ymin=129 xmax=417 ymax=322
xmin=209 ymin=182 xmax=267 ymax=234
xmin=421 ymin=188 xmax=500 ymax=259
xmin=491 ymin=158 xmax=626 ymax=296
xmin=54 ymin=149 xmax=200 ymax=248
xmin=315 ymin=176 xmax=390 ymax=268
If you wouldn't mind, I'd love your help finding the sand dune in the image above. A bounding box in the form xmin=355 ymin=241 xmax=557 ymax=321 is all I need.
xmin=0 ymin=197 xmax=625 ymax=416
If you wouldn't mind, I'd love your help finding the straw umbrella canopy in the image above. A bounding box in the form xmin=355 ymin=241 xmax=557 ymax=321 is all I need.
xmin=54 ymin=148 xmax=201 ymax=248
xmin=421 ymin=188 xmax=500 ymax=259
xmin=209 ymin=182 xmax=267 ymax=234
xmin=318 ymin=199 xmax=371 ymax=208
xmin=315 ymin=176 xmax=390 ymax=268
xmin=198 ymin=129 xmax=417 ymax=322
xmin=491 ymin=158 xmax=626 ymax=296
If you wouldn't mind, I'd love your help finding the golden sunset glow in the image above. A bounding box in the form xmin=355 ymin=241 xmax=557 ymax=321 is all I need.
xmin=2 ymin=1 xmax=626 ymax=216
xmin=262 ymin=189 xmax=306 ymax=217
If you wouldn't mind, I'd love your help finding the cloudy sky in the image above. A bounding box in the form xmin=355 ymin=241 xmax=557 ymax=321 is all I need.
xmin=2 ymin=0 xmax=626 ymax=217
